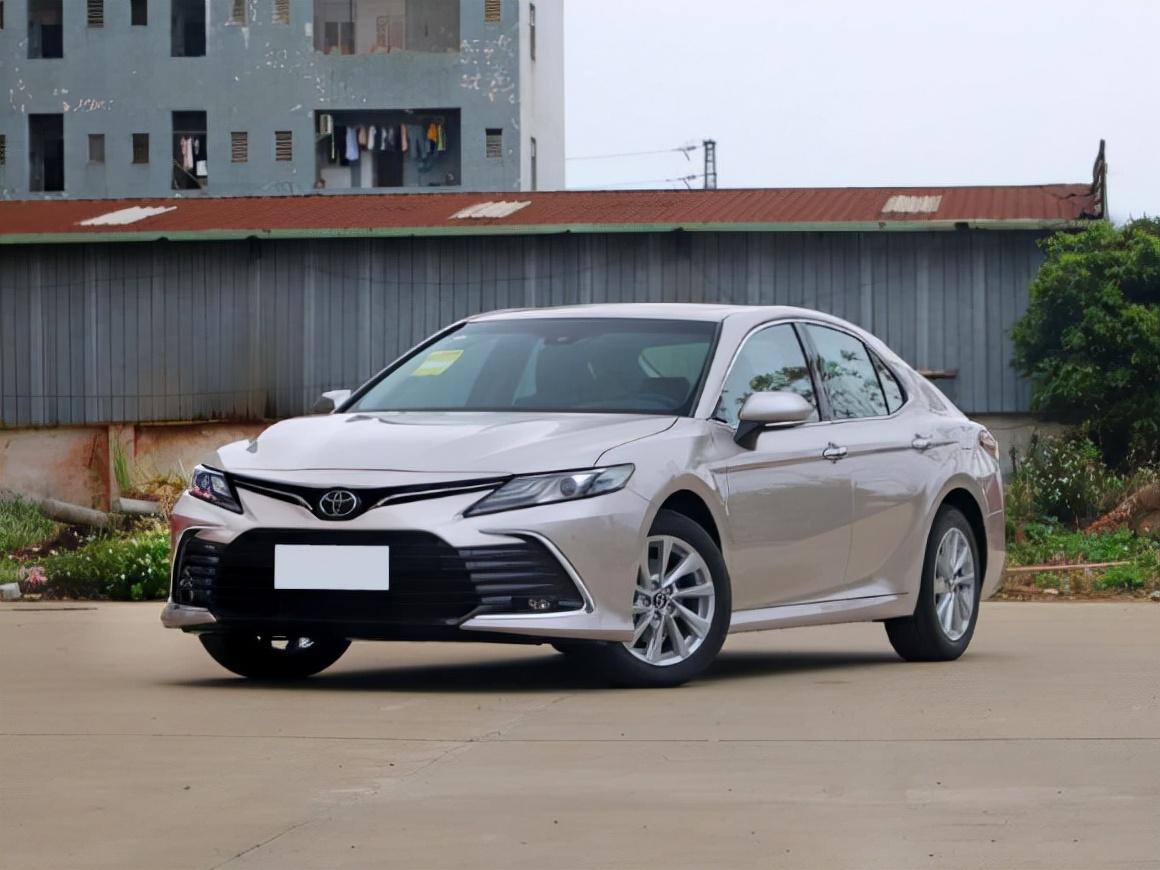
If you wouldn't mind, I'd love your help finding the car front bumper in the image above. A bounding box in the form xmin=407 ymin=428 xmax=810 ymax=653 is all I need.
xmin=164 ymin=480 xmax=649 ymax=643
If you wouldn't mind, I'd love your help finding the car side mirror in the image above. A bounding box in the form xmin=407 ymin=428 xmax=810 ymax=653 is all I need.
xmin=311 ymin=389 xmax=353 ymax=415
xmin=734 ymin=391 xmax=814 ymax=446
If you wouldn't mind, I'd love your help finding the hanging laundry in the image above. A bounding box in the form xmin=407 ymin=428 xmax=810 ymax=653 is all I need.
xmin=345 ymin=126 xmax=359 ymax=161
xmin=400 ymin=124 xmax=409 ymax=153
xmin=385 ymin=126 xmax=398 ymax=152
xmin=367 ymin=126 xmax=377 ymax=151
xmin=357 ymin=126 xmax=368 ymax=148
xmin=437 ymin=122 xmax=446 ymax=152
xmin=180 ymin=136 xmax=194 ymax=171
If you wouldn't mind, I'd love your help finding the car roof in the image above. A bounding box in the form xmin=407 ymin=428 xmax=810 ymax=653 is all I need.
xmin=467 ymin=303 xmax=829 ymax=324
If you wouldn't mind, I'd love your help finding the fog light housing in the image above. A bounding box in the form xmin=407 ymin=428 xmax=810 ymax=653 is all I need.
xmin=528 ymin=597 xmax=553 ymax=612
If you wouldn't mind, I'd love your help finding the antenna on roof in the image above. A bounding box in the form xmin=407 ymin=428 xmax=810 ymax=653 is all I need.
xmin=703 ymin=140 xmax=718 ymax=190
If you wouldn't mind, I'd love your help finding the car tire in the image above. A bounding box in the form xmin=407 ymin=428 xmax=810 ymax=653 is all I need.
xmin=592 ymin=509 xmax=731 ymax=688
xmin=885 ymin=506 xmax=981 ymax=662
xmin=200 ymin=633 xmax=350 ymax=680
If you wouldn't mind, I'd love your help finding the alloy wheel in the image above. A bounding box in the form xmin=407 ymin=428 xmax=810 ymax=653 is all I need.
xmin=933 ymin=527 xmax=976 ymax=641
xmin=625 ymin=534 xmax=716 ymax=667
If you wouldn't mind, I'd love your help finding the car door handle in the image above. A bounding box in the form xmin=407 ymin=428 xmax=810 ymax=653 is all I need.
xmin=822 ymin=443 xmax=848 ymax=462
xmin=912 ymin=435 xmax=933 ymax=451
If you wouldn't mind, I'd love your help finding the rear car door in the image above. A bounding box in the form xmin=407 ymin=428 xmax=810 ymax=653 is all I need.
xmin=720 ymin=323 xmax=853 ymax=609
xmin=800 ymin=324 xmax=943 ymax=599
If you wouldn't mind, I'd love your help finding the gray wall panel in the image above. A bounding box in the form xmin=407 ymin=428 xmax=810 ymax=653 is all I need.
xmin=0 ymin=230 xmax=1048 ymax=426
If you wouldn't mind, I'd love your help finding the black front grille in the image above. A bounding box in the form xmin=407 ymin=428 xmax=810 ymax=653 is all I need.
xmin=172 ymin=529 xmax=583 ymax=628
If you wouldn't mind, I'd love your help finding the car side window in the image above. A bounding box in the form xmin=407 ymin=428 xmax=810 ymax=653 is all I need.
xmin=872 ymin=352 xmax=906 ymax=413
xmin=803 ymin=324 xmax=889 ymax=419
xmin=716 ymin=324 xmax=818 ymax=428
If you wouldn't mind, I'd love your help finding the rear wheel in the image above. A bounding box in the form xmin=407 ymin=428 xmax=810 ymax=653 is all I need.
xmin=885 ymin=506 xmax=981 ymax=662
xmin=200 ymin=633 xmax=350 ymax=680
xmin=592 ymin=510 xmax=731 ymax=688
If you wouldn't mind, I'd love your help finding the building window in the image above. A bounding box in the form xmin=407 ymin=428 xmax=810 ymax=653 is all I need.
xmin=275 ymin=130 xmax=292 ymax=162
xmin=132 ymin=133 xmax=149 ymax=164
xmin=228 ymin=0 xmax=246 ymax=25
xmin=171 ymin=0 xmax=206 ymax=56
xmin=312 ymin=0 xmax=458 ymax=54
xmin=273 ymin=0 xmax=290 ymax=24
xmin=530 ymin=136 xmax=537 ymax=190
xmin=131 ymin=0 xmax=147 ymax=26
xmin=88 ymin=133 xmax=105 ymax=164
xmin=29 ymin=114 xmax=65 ymax=192
xmin=28 ymin=1 xmax=64 ymax=58
xmin=484 ymin=0 xmax=501 ymax=23
xmin=172 ymin=111 xmax=207 ymax=189
xmin=87 ymin=0 xmax=103 ymax=27
xmin=0 ymin=2 xmax=5 ymax=29
xmin=529 ymin=3 xmax=535 ymax=60
xmin=316 ymin=108 xmax=461 ymax=191
xmin=485 ymin=128 xmax=503 ymax=159
xmin=231 ymin=131 xmax=248 ymax=163
xmin=0 ymin=135 xmax=7 ymax=167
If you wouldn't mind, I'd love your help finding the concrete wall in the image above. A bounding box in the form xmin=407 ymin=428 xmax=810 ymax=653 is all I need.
xmin=0 ymin=0 xmax=562 ymax=198
xmin=0 ymin=421 xmax=264 ymax=509
xmin=0 ymin=228 xmax=1047 ymax=428
xmin=519 ymin=0 xmax=566 ymax=190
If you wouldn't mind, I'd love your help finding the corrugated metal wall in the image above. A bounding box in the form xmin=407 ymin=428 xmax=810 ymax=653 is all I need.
xmin=0 ymin=230 xmax=1045 ymax=427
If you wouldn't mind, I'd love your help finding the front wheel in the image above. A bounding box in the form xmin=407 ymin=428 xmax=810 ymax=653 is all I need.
xmin=200 ymin=633 xmax=350 ymax=680
xmin=591 ymin=510 xmax=731 ymax=688
xmin=885 ymin=506 xmax=981 ymax=662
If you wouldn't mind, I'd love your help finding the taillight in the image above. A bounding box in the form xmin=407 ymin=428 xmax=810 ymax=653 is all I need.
xmin=978 ymin=429 xmax=1000 ymax=460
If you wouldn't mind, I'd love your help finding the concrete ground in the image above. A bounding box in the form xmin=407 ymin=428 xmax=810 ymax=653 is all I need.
xmin=0 ymin=603 xmax=1157 ymax=870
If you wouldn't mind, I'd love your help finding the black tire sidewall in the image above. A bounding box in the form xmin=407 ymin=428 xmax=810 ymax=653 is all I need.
xmin=915 ymin=507 xmax=982 ymax=659
xmin=200 ymin=633 xmax=350 ymax=679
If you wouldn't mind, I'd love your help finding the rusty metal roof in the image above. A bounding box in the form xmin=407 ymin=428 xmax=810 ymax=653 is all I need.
xmin=0 ymin=184 xmax=1103 ymax=244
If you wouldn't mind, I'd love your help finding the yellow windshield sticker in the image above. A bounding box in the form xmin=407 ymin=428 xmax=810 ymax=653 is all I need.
xmin=412 ymin=349 xmax=464 ymax=377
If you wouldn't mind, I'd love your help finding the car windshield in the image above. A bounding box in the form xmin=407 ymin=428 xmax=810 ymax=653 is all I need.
xmin=349 ymin=318 xmax=718 ymax=415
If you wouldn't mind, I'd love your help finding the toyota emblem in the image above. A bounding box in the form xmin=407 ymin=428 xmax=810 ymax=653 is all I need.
xmin=318 ymin=489 xmax=359 ymax=519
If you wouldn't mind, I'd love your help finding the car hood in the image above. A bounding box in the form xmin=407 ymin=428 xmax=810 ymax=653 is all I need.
xmin=211 ymin=412 xmax=677 ymax=475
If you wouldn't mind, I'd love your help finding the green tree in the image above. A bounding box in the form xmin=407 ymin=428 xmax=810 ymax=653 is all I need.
xmin=1012 ymin=218 xmax=1160 ymax=465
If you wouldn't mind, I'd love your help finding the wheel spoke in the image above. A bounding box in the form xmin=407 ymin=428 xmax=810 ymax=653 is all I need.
xmin=673 ymin=601 xmax=709 ymax=638
xmin=631 ymin=615 xmax=651 ymax=645
xmin=666 ymin=614 xmax=690 ymax=659
xmin=957 ymin=586 xmax=972 ymax=622
xmin=955 ymin=573 xmax=975 ymax=588
xmin=937 ymin=594 xmax=955 ymax=633
xmin=952 ymin=537 xmax=969 ymax=573
xmin=659 ymin=537 xmax=673 ymax=581
xmin=645 ymin=617 xmax=666 ymax=662
xmin=662 ymin=551 xmax=705 ymax=589
xmin=672 ymin=580 xmax=713 ymax=600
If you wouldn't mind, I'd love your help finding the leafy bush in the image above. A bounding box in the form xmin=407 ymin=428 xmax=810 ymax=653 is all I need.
xmin=0 ymin=496 xmax=62 ymax=554
xmin=1095 ymin=563 xmax=1147 ymax=591
xmin=1012 ymin=219 xmax=1160 ymax=466
xmin=40 ymin=527 xmax=170 ymax=601
xmin=1007 ymin=523 xmax=1146 ymax=566
xmin=1010 ymin=432 xmax=1121 ymax=525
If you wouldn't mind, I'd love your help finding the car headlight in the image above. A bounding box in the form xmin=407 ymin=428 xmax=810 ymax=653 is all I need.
xmin=189 ymin=465 xmax=243 ymax=514
xmin=464 ymin=465 xmax=635 ymax=517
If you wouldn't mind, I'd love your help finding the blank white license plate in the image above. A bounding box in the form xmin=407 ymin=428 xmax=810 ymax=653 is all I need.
xmin=273 ymin=545 xmax=390 ymax=592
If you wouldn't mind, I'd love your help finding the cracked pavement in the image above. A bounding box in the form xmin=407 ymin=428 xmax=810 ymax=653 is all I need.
xmin=1 ymin=602 xmax=1158 ymax=869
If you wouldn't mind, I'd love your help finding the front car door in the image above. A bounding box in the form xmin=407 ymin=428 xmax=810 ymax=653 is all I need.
xmin=800 ymin=323 xmax=946 ymax=600
xmin=718 ymin=323 xmax=853 ymax=609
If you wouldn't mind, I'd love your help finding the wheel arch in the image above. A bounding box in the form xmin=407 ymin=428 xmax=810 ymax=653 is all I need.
xmin=656 ymin=489 xmax=722 ymax=550
xmin=938 ymin=486 xmax=988 ymax=583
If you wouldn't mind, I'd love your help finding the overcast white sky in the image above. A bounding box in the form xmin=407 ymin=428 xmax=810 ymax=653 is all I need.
xmin=564 ymin=0 xmax=1160 ymax=222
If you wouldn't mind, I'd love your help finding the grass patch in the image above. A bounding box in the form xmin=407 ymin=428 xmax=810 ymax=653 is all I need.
xmin=1004 ymin=522 xmax=1160 ymax=596
xmin=39 ymin=524 xmax=170 ymax=601
xmin=0 ymin=496 xmax=62 ymax=555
